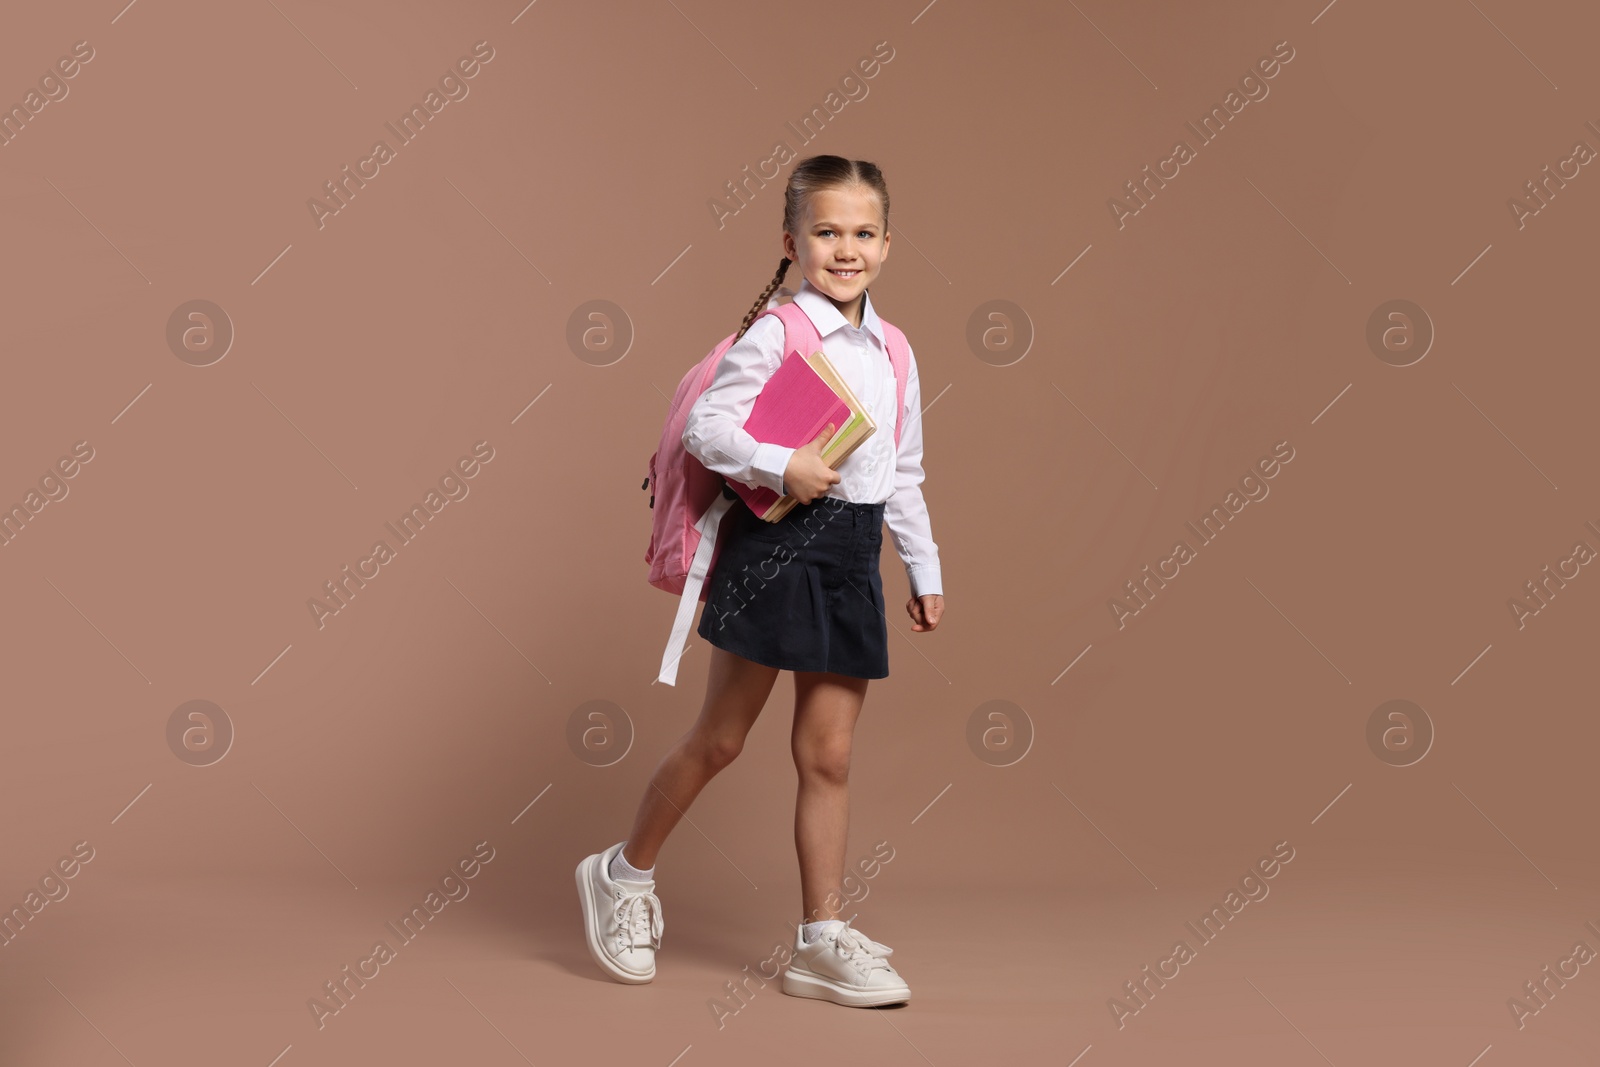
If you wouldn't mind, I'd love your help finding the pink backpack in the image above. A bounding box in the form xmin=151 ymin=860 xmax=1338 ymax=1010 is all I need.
xmin=645 ymin=296 xmax=910 ymax=685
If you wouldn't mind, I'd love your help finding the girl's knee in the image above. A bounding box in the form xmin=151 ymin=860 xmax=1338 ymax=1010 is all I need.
xmin=697 ymin=731 xmax=745 ymax=769
xmin=793 ymin=737 xmax=852 ymax=784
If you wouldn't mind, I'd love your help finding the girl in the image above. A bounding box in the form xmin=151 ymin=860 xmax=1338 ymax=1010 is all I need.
xmin=577 ymin=155 xmax=944 ymax=1008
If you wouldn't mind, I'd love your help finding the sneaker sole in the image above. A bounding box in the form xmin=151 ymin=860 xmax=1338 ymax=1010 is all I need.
xmin=780 ymin=966 xmax=910 ymax=1007
xmin=575 ymin=852 xmax=655 ymax=984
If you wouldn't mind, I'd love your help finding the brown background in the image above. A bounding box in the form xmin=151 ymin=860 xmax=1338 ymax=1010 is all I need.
xmin=3 ymin=0 xmax=1598 ymax=1063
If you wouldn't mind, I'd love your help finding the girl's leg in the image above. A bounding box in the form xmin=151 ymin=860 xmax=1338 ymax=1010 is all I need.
xmin=619 ymin=645 xmax=781 ymax=869
xmin=790 ymin=670 xmax=868 ymax=922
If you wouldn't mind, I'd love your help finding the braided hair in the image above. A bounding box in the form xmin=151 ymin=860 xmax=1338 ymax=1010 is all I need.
xmin=732 ymin=155 xmax=891 ymax=342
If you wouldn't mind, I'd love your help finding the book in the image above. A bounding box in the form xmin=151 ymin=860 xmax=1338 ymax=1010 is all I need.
xmin=730 ymin=347 xmax=877 ymax=522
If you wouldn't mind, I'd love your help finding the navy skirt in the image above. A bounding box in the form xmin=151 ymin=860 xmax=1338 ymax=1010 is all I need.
xmin=697 ymin=491 xmax=890 ymax=678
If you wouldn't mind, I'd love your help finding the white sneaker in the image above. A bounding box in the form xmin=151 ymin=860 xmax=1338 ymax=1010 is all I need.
xmin=575 ymin=841 xmax=663 ymax=983
xmin=780 ymin=915 xmax=911 ymax=1007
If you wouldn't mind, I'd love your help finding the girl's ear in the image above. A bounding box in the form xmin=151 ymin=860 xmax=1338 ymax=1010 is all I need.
xmin=782 ymin=230 xmax=797 ymax=261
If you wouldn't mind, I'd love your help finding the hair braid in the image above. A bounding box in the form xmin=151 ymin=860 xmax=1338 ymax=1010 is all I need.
xmin=734 ymin=256 xmax=791 ymax=342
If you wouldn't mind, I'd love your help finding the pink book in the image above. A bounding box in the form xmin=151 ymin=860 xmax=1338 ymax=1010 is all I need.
xmin=732 ymin=347 xmax=877 ymax=521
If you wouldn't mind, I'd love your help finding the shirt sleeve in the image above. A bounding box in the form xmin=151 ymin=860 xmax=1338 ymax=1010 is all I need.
xmin=884 ymin=347 xmax=943 ymax=598
xmin=681 ymin=314 xmax=797 ymax=497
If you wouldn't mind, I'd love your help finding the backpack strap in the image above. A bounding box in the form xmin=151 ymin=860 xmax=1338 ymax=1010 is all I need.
xmin=764 ymin=301 xmax=821 ymax=374
xmin=880 ymin=320 xmax=910 ymax=448
xmin=657 ymin=489 xmax=735 ymax=686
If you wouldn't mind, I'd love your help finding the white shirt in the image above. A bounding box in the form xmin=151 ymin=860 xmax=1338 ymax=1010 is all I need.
xmin=682 ymin=277 xmax=942 ymax=599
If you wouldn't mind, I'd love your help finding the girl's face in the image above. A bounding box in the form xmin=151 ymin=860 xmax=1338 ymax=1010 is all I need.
xmin=783 ymin=184 xmax=891 ymax=327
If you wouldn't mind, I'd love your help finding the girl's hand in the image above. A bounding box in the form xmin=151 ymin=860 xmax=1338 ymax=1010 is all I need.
xmin=908 ymin=594 xmax=943 ymax=632
xmin=783 ymin=423 xmax=842 ymax=503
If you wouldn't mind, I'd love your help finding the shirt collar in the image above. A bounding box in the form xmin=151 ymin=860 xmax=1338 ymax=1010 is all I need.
xmin=792 ymin=275 xmax=887 ymax=349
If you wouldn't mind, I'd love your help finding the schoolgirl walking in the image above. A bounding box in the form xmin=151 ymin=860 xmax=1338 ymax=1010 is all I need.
xmin=578 ymin=154 xmax=944 ymax=1008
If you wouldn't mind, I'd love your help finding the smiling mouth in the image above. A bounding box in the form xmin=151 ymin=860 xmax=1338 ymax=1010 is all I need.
xmin=828 ymin=268 xmax=861 ymax=278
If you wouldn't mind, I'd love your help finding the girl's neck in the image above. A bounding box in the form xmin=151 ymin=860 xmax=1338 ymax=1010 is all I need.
xmin=813 ymin=282 xmax=864 ymax=330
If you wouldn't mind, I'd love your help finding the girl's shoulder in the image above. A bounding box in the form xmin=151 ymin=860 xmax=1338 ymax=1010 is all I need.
xmin=725 ymin=300 xmax=789 ymax=368
xmin=876 ymin=315 xmax=914 ymax=358
xmin=744 ymin=286 xmax=805 ymax=344
xmin=747 ymin=286 xmax=797 ymax=332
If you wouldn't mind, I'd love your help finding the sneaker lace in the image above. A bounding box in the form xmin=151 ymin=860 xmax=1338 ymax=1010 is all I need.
xmin=830 ymin=914 xmax=893 ymax=974
xmin=614 ymin=887 xmax=663 ymax=950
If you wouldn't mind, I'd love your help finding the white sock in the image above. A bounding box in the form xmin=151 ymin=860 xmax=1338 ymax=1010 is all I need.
xmin=609 ymin=846 xmax=654 ymax=883
xmin=802 ymin=919 xmax=845 ymax=944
